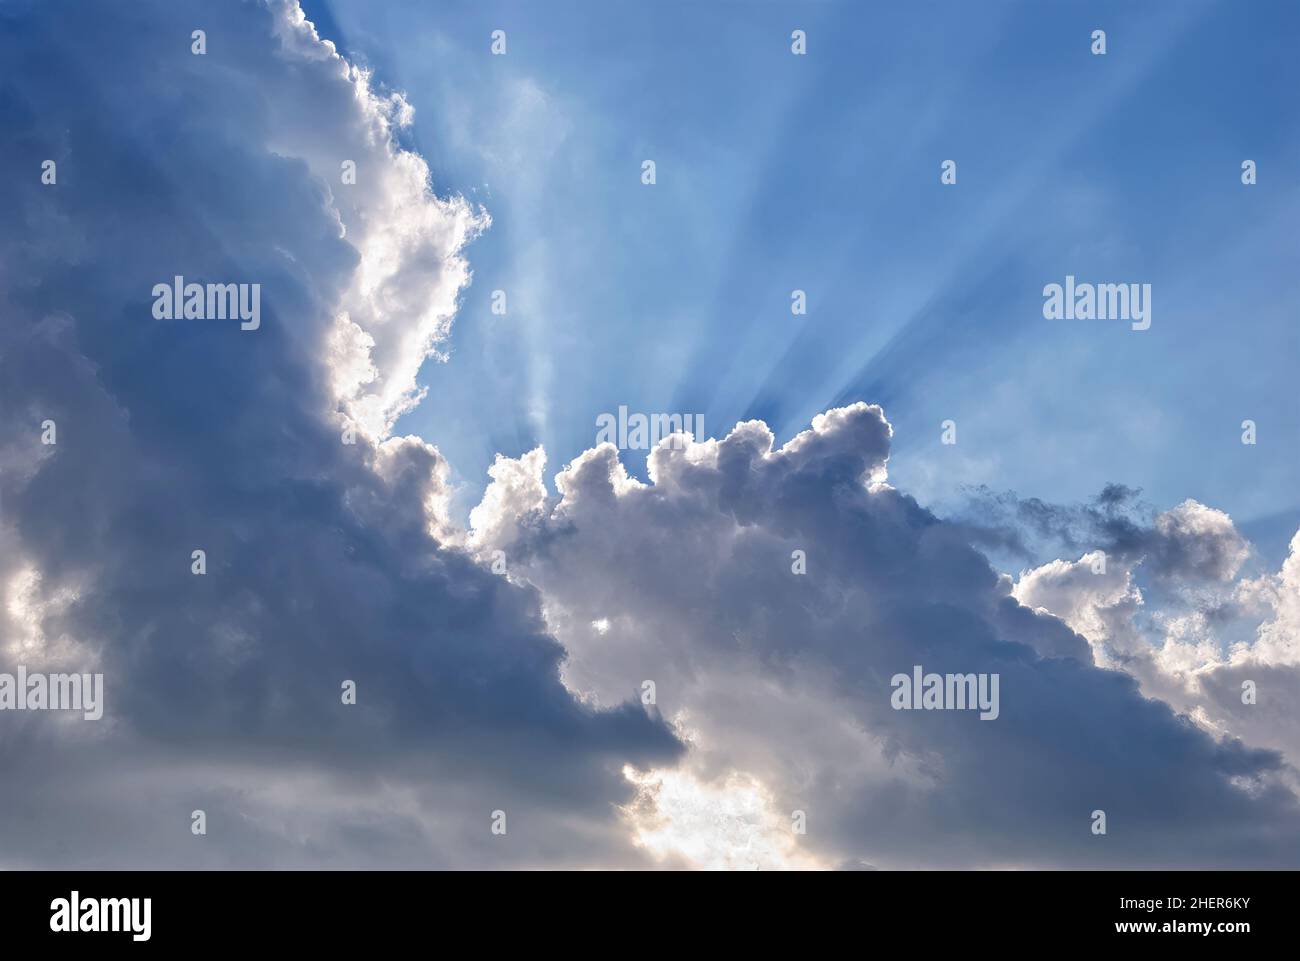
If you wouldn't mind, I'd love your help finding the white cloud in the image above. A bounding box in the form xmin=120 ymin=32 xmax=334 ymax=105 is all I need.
xmin=1012 ymin=550 xmax=1143 ymax=668
xmin=265 ymin=1 xmax=490 ymax=441
xmin=1012 ymin=511 xmax=1300 ymax=781
xmin=471 ymin=405 xmax=1300 ymax=867
xmin=621 ymin=765 xmax=826 ymax=870
xmin=1233 ymin=530 xmax=1300 ymax=668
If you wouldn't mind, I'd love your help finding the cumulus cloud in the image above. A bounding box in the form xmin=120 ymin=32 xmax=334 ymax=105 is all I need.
xmin=1011 ymin=511 xmax=1300 ymax=795
xmin=1150 ymin=500 xmax=1251 ymax=585
xmin=0 ymin=0 xmax=675 ymax=868
xmin=471 ymin=404 xmax=1300 ymax=868
xmin=1012 ymin=550 xmax=1144 ymax=669
xmin=262 ymin=3 xmax=491 ymax=441
xmin=1237 ymin=530 xmax=1300 ymax=668
xmin=957 ymin=486 xmax=1252 ymax=588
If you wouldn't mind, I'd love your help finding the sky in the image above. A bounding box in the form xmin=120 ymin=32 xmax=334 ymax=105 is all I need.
xmin=0 ymin=0 xmax=1298 ymax=870
xmin=305 ymin=0 xmax=1299 ymax=557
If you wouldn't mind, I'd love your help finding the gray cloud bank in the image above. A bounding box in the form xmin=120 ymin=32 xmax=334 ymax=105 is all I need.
xmin=469 ymin=407 xmax=1300 ymax=868
xmin=0 ymin=0 xmax=676 ymax=868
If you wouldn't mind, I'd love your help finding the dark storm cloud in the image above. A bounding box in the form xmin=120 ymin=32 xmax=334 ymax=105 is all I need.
xmin=0 ymin=0 xmax=677 ymax=867
xmin=472 ymin=405 xmax=1300 ymax=867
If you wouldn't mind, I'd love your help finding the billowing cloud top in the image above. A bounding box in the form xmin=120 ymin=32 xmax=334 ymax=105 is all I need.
xmin=471 ymin=404 xmax=1300 ymax=868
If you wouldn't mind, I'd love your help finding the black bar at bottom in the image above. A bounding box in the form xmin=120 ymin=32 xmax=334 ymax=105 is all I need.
xmin=1 ymin=869 xmax=1290 ymax=948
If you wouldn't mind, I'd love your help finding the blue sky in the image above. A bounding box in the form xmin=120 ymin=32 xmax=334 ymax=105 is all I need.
xmin=308 ymin=0 xmax=1298 ymax=560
